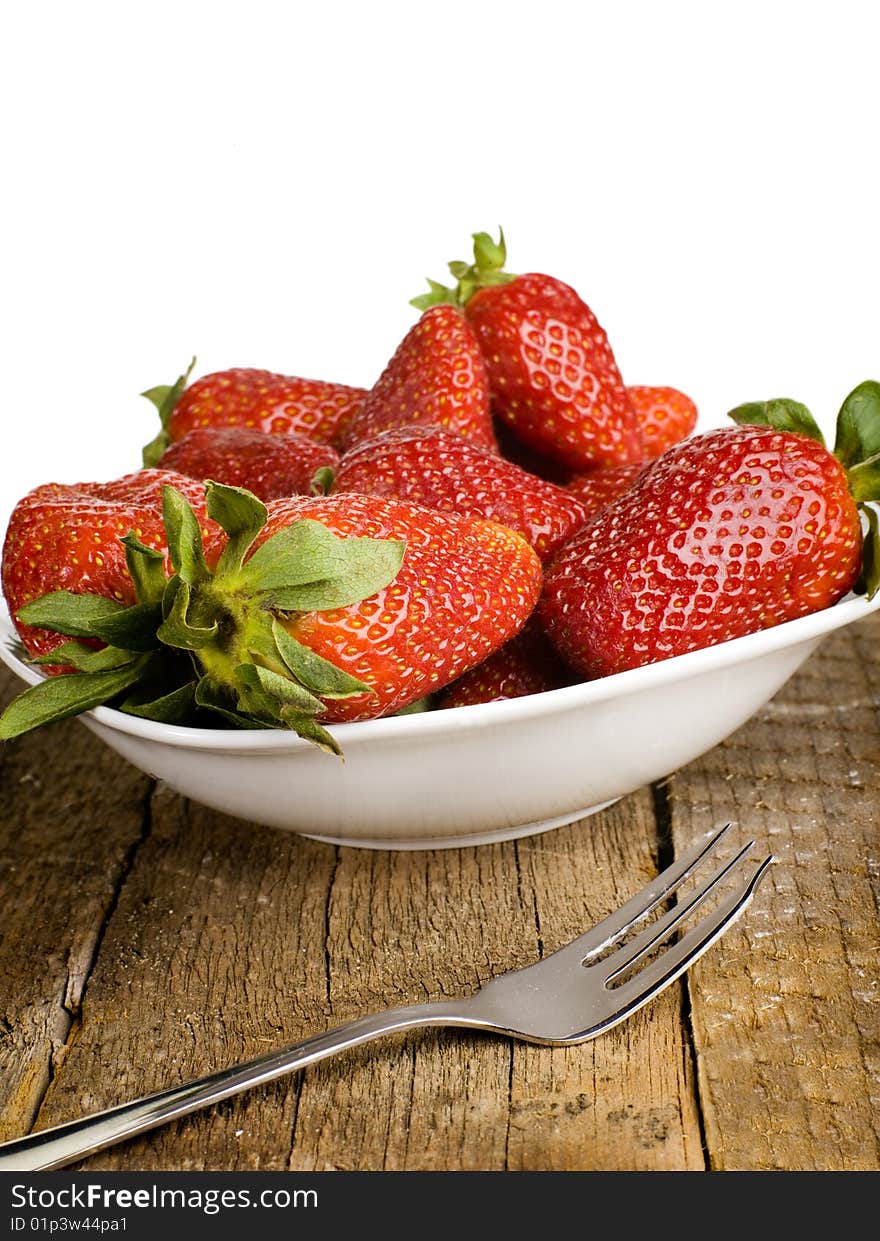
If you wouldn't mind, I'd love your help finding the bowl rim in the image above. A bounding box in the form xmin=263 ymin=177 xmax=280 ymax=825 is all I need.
xmin=2 ymin=586 xmax=878 ymax=754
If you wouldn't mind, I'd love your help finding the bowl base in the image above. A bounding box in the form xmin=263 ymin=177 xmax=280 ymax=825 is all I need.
xmin=300 ymin=798 xmax=622 ymax=851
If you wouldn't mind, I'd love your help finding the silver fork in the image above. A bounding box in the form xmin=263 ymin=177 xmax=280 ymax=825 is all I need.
xmin=0 ymin=823 xmax=772 ymax=1171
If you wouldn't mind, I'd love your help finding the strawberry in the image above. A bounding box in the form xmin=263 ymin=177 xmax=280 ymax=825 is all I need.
xmin=2 ymin=469 xmax=214 ymax=664
xmin=328 ymin=424 xmax=589 ymax=560
xmin=627 ymin=385 xmax=698 ymax=459
xmin=438 ymin=620 xmax=576 ymax=708
xmin=413 ymin=231 xmax=642 ymax=471
xmin=158 ymin=426 xmax=338 ymax=502
xmin=205 ymin=493 xmax=541 ymax=726
xmin=566 ymin=462 xmax=647 ymax=516
xmin=0 ymin=482 xmax=542 ymax=750
xmin=141 ymin=360 xmax=366 ymax=464
xmin=540 ymin=384 xmax=880 ymax=679
xmin=340 ymin=305 xmax=497 ymax=453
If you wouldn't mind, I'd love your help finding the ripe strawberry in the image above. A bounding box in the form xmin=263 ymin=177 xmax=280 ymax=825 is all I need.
xmin=1 ymin=482 xmax=542 ymax=749
xmin=158 ymin=426 xmax=338 ymax=502
xmin=204 ymin=493 xmax=541 ymax=725
xmin=540 ymin=384 xmax=880 ymax=679
xmin=566 ymin=462 xmax=647 ymax=516
xmin=438 ymin=620 xmax=576 ymax=708
xmin=142 ymin=360 xmax=366 ymax=464
xmin=328 ymin=425 xmax=589 ymax=560
xmin=341 ymin=305 xmax=497 ymax=453
xmin=2 ymin=469 xmax=214 ymax=664
xmin=413 ymin=231 xmax=642 ymax=471
xmin=628 ymin=385 xmax=698 ymax=459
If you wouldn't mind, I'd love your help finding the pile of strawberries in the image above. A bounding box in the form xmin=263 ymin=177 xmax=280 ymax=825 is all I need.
xmin=1 ymin=231 xmax=878 ymax=749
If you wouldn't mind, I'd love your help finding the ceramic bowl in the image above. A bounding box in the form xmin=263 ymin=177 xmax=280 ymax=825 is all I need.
xmin=2 ymin=585 xmax=877 ymax=850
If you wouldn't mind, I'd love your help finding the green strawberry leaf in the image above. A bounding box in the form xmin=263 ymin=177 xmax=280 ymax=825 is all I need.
xmin=727 ymin=399 xmax=826 ymax=445
xmin=855 ymin=505 xmax=880 ymax=599
xmin=120 ymin=680 xmax=198 ymax=724
xmin=161 ymin=486 xmax=210 ymax=585
xmin=271 ymin=620 xmax=371 ymax=698
xmin=238 ymin=519 xmax=358 ymax=590
xmin=122 ymin=533 xmax=168 ymax=604
xmin=395 ymin=695 xmax=433 ymax=715
xmin=141 ymin=357 xmax=196 ymax=467
xmin=156 ymin=579 xmax=219 ymax=650
xmin=240 ymin=520 xmax=406 ymax=609
xmin=833 ymin=380 xmax=880 ymax=470
xmin=234 ymin=663 xmax=324 ymax=715
xmin=141 ymin=429 xmax=171 ymax=470
xmin=205 ymin=480 xmax=268 ymax=578
xmin=0 ymin=662 xmax=144 ymax=740
xmin=471 ymin=228 xmax=507 ymax=273
xmin=267 ymin=555 xmax=403 ymax=611
xmin=277 ymin=706 xmax=342 ymax=756
xmin=17 ymin=591 xmax=125 ymax=639
xmin=410 ymin=278 xmax=458 ymax=312
xmin=193 ymin=676 xmax=274 ymax=729
xmin=847 ymin=454 xmax=880 ymax=503
xmin=310 ymin=465 xmax=336 ymax=496
xmin=32 ymin=641 xmax=137 ymax=672
xmin=411 ymin=228 xmax=515 ymax=311
xmin=88 ymin=601 xmax=164 ymax=651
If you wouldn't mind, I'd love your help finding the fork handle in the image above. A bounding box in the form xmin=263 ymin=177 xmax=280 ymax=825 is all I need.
xmin=0 ymin=1000 xmax=479 ymax=1171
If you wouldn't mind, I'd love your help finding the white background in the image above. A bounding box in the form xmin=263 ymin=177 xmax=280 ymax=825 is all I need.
xmin=1 ymin=0 xmax=878 ymax=535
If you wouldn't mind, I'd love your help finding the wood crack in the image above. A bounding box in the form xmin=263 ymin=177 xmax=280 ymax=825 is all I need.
xmin=28 ymin=780 xmax=156 ymax=1134
xmin=652 ymin=777 xmax=709 ymax=1170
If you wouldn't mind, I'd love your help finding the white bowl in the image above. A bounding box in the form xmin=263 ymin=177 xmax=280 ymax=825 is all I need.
xmin=2 ymin=586 xmax=878 ymax=850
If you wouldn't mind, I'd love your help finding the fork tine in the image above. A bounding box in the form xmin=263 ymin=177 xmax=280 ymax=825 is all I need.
xmin=551 ymin=821 xmax=735 ymax=966
xmin=597 ymin=855 xmax=774 ymax=1027
xmin=600 ymin=840 xmax=756 ymax=983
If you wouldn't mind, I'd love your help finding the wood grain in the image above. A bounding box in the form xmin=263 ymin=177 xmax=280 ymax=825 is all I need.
xmin=0 ymin=673 xmax=151 ymax=1142
xmin=1 ymin=609 xmax=878 ymax=1171
xmin=669 ymin=612 xmax=880 ymax=1170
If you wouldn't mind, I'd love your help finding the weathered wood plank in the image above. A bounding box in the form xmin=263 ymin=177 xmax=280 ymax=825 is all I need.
xmin=506 ymin=790 xmax=704 ymax=1170
xmin=0 ymin=667 xmax=151 ymax=1142
xmin=21 ymin=775 xmax=701 ymax=1170
xmin=287 ymin=796 xmax=702 ymax=1170
xmin=33 ymin=785 xmax=338 ymax=1170
xmin=669 ymin=612 xmax=880 ymax=1170
xmin=5 ymin=609 xmax=878 ymax=1171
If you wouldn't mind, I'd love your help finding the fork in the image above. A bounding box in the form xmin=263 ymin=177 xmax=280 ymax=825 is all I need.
xmin=0 ymin=822 xmax=772 ymax=1171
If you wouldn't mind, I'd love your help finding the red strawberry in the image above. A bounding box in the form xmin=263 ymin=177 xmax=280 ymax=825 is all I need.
xmin=540 ymin=393 xmax=878 ymax=680
xmin=2 ymin=469 xmax=214 ymax=663
xmin=413 ymin=231 xmax=642 ymax=470
xmin=628 ymin=385 xmax=698 ymax=459
xmin=329 ymin=424 xmax=589 ymax=560
xmin=1 ymin=482 xmax=542 ymax=749
xmin=203 ymin=493 xmax=541 ymax=724
xmin=341 ymin=305 xmax=497 ymax=453
xmin=142 ymin=361 xmax=366 ymax=464
xmin=566 ymin=462 xmax=647 ymax=516
xmin=438 ymin=620 xmax=576 ymax=708
xmin=158 ymin=426 xmax=338 ymax=502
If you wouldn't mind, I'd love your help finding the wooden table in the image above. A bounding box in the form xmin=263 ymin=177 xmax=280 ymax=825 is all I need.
xmin=1 ymin=614 xmax=879 ymax=1173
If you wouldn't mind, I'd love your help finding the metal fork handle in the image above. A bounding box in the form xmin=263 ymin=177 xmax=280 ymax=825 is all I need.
xmin=0 ymin=1000 xmax=482 ymax=1172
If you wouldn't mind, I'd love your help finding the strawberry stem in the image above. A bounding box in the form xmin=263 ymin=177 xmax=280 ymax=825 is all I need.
xmin=0 ymin=482 xmax=407 ymax=749
xmin=410 ymin=228 xmax=517 ymax=311
xmin=140 ymin=357 xmax=196 ymax=466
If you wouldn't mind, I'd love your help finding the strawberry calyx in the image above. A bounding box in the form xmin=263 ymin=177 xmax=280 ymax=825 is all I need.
xmin=0 ymin=482 xmax=406 ymax=753
xmin=410 ymin=229 xmax=517 ymax=311
xmin=728 ymin=380 xmax=880 ymax=598
xmin=140 ymin=356 xmax=197 ymax=467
